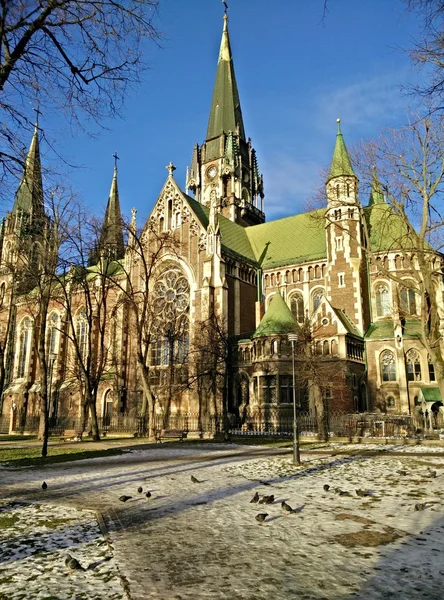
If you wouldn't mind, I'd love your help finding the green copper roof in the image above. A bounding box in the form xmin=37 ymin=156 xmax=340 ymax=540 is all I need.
xmin=365 ymin=319 xmax=422 ymax=340
xmin=364 ymin=203 xmax=418 ymax=252
xmin=13 ymin=124 xmax=44 ymax=218
xmin=246 ymin=209 xmax=326 ymax=269
xmin=333 ymin=307 xmax=362 ymax=337
xmin=327 ymin=120 xmax=355 ymax=181
xmin=421 ymin=388 xmax=442 ymax=402
xmin=185 ymin=196 xmax=256 ymax=262
xmin=206 ymin=15 xmax=245 ymax=142
xmin=253 ymin=291 xmax=298 ymax=337
xmin=368 ymin=169 xmax=385 ymax=206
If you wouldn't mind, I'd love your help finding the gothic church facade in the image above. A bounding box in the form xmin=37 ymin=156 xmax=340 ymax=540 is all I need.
xmin=0 ymin=15 xmax=443 ymax=432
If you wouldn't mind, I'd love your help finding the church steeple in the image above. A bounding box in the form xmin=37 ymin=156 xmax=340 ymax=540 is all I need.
xmin=94 ymin=162 xmax=124 ymax=263
xmin=206 ymin=14 xmax=245 ymax=143
xmin=186 ymin=12 xmax=265 ymax=227
xmin=327 ymin=119 xmax=356 ymax=182
xmin=12 ymin=122 xmax=44 ymax=221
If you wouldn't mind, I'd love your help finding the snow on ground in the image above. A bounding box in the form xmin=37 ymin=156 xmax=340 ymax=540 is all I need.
xmin=1 ymin=443 xmax=444 ymax=600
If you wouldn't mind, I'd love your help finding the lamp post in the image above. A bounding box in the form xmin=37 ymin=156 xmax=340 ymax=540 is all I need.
xmin=288 ymin=333 xmax=301 ymax=465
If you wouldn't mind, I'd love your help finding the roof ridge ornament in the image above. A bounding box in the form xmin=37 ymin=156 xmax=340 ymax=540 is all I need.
xmin=166 ymin=161 xmax=176 ymax=177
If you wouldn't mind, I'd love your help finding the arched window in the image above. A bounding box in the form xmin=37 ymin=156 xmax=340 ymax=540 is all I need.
xmin=323 ymin=340 xmax=330 ymax=355
xmin=400 ymin=286 xmax=417 ymax=315
xmin=76 ymin=309 xmax=88 ymax=363
xmin=313 ymin=289 xmax=324 ymax=312
xmin=428 ymin=355 xmax=436 ymax=382
xmin=17 ymin=318 xmax=32 ymax=378
xmin=47 ymin=313 xmax=60 ymax=358
xmin=290 ymin=294 xmax=304 ymax=324
xmin=380 ymin=350 xmax=396 ymax=382
xmin=151 ymin=267 xmax=190 ymax=368
xmin=331 ymin=339 xmax=338 ymax=355
xmin=375 ymin=284 xmax=390 ymax=317
xmin=406 ymin=349 xmax=421 ymax=381
xmin=271 ymin=339 xmax=278 ymax=355
xmin=0 ymin=282 xmax=5 ymax=307
xmin=175 ymin=316 xmax=189 ymax=364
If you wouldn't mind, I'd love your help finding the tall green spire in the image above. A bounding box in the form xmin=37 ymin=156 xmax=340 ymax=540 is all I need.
xmin=253 ymin=291 xmax=298 ymax=338
xmin=206 ymin=14 xmax=245 ymax=142
xmin=327 ymin=119 xmax=355 ymax=181
xmin=97 ymin=165 xmax=124 ymax=261
xmin=368 ymin=166 xmax=385 ymax=206
xmin=13 ymin=123 xmax=44 ymax=219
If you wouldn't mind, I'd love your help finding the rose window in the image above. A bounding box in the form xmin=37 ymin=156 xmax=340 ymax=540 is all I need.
xmin=153 ymin=268 xmax=189 ymax=326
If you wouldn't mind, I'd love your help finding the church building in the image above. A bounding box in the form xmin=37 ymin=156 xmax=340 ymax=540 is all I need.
xmin=0 ymin=14 xmax=442 ymax=434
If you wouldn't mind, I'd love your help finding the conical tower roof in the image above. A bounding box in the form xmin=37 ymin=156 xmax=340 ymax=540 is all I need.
xmin=13 ymin=123 xmax=44 ymax=219
xmin=327 ymin=119 xmax=355 ymax=181
xmin=206 ymin=14 xmax=245 ymax=142
xmin=253 ymin=291 xmax=298 ymax=337
xmin=98 ymin=165 xmax=124 ymax=260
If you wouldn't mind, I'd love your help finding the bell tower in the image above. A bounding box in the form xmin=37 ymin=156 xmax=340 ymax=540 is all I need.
xmin=186 ymin=13 xmax=265 ymax=227
xmin=325 ymin=119 xmax=367 ymax=333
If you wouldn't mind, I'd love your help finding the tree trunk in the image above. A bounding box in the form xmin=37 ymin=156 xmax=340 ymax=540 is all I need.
xmin=137 ymin=360 xmax=155 ymax=438
xmin=310 ymin=382 xmax=328 ymax=442
xmin=88 ymin=391 xmax=100 ymax=441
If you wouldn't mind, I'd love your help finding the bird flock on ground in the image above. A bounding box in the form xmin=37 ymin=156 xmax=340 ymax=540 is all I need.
xmin=39 ymin=460 xmax=440 ymax=569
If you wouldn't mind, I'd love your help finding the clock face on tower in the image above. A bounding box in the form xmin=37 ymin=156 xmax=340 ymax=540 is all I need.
xmin=207 ymin=165 xmax=218 ymax=179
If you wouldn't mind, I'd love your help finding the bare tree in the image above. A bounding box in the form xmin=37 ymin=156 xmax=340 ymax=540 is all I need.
xmin=55 ymin=207 xmax=118 ymax=441
xmin=406 ymin=0 xmax=444 ymax=110
xmin=356 ymin=116 xmax=444 ymax=399
xmin=0 ymin=0 xmax=160 ymax=181
xmin=106 ymin=218 xmax=180 ymax=439
xmin=189 ymin=312 xmax=231 ymax=437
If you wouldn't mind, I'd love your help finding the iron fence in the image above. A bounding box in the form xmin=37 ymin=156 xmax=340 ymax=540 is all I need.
xmin=0 ymin=410 xmax=425 ymax=440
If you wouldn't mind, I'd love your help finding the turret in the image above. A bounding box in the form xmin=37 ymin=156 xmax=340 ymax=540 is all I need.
xmin=90 ymin=160 xmax=125 ymax=265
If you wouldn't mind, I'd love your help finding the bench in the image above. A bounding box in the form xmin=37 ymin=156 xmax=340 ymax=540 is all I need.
xmin=59 ymin=429 xmax=82 ymax=442
xmin=154 ymin=429 xmax=187 ymax=443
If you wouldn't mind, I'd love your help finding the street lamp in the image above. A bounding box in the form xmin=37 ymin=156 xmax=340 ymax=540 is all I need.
xmin=288 ymin=333 xmax=301 ymax=465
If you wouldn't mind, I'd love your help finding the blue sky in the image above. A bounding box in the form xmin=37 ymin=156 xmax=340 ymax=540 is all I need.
xmin=35 ymin=0 xmax=424 ymax=223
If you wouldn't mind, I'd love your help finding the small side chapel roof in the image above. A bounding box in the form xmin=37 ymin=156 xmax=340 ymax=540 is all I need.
xmin=252 ymin=291 xmax=298 ymax=338
xmin=365 ymin=319 xmax=422 ymax=340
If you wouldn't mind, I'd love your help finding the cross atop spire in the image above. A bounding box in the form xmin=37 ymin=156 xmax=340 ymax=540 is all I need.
xmin=33 ymin=106 xmax=42 ymax=127
xmin=166 ymin=161 xmax=176 ymax=176
xmin=222 ymin=0 xmax=228 ymax=14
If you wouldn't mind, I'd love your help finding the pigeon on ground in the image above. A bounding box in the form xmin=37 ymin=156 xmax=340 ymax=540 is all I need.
xmin=281 ymin=501 xmax=294 ymax=515
xmin=145 ymin=491 xmax=152 ymax=498
xmin=356 ymin=489 xmax=365 ymax=497
xmin=41 ymin=481 xmax=47 ymax=490
xmin=397 ymin=470 xmax=408 ymax=476
xmin=65 ymin=554 xmax=85 ymax=571
xmin=323 ymin=484 xmax=330 ymax=492
xmin=265 ymin=494 xmax=275 ymax=505
xmin=255 ymin=513 xmax=268 ymax=525
xmin=415 ymin=503 xmax=428 ymax=511
xmin=137 ymin=486 xmax=143 ymax=493
xmin=426 ymin=470 xmax=437 ymax=478
xmin=191 ymin=475 xmax=201 ymax=484
xmin=250 ymin=492 xmax=260 ymax=503
xmin=118 ymin=495 xmax=132 ymax=502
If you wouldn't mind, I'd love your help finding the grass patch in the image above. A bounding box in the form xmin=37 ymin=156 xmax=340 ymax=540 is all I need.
xmin=0 ymin=514 xmax=20 ymax=529
xmin=331 ymin=526 xmax=403 ymax=548
xmin=34 ymin=517 xmax=76 ymax=529
xmin=0 ymin=446 xmax=125 ymax=467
